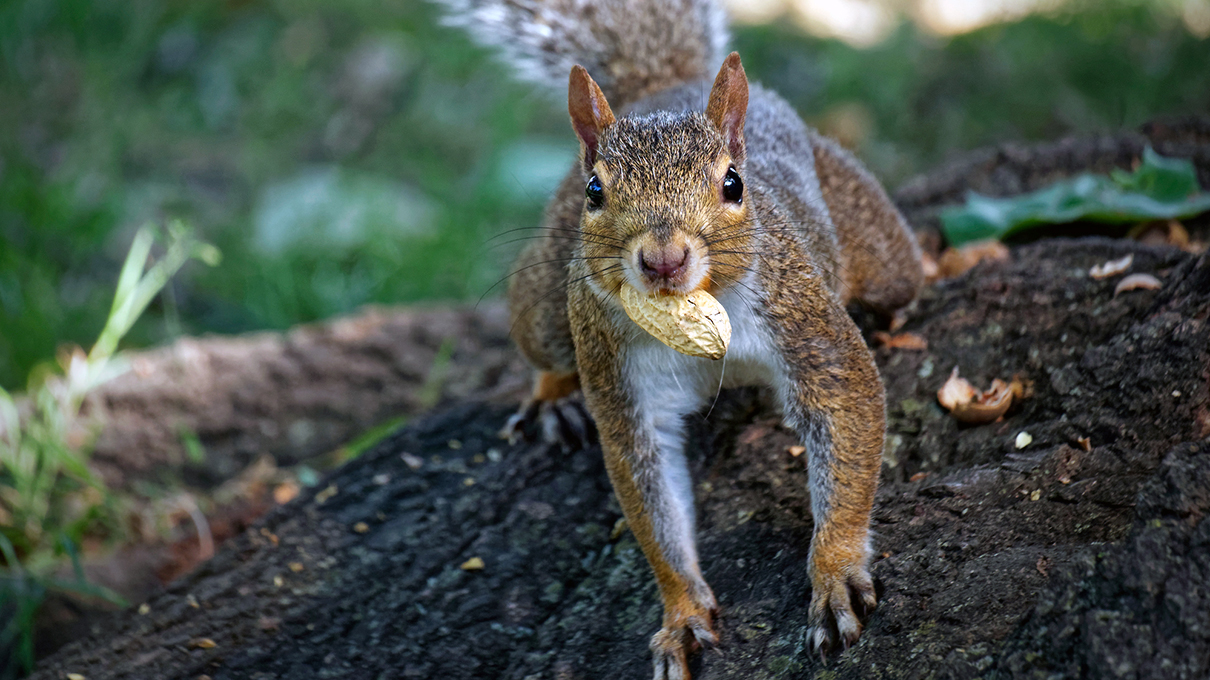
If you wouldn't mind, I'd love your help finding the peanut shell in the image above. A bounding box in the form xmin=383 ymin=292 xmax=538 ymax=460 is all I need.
xmin=620 ymin=284 xmax=731 ymax=359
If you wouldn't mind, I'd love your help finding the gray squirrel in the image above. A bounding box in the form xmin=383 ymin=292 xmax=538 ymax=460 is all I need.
xmin=441 ymin=0 xmax=924 ymax=676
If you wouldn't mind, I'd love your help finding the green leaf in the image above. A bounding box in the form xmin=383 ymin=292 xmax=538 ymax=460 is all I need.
xmin=940 ymin=147 xmax=1210 ymax=246
xmin=109 ymin=226 xmax=154 ymax=323
xmin=1110 ymin=147 xmax=1199 ymax=202
xmin=180 ymin=427 xmax=206 ymax=464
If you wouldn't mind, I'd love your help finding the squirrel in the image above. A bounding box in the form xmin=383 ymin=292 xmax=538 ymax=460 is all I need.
xmin=441 ymin=0 xmax=924 ymax=675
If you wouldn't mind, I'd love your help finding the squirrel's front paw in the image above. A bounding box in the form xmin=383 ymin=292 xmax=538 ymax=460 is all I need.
xmin=649 ymin=612 xmax=717 ymax=680
xmin=500 ymin=395 xmax=596 ymax=451
xmin=808 ymin=566 xmax=877 ymax=656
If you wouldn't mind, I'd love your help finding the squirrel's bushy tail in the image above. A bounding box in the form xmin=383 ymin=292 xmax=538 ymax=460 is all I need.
xmin=438 ymin=0 xmax=729 ymax=108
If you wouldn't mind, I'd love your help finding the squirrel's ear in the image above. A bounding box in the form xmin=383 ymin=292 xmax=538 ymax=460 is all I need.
xmin=569 ymin=65 xmax=616 ymax=170
xmin=706 ymin=52 xmax=748 ymax=164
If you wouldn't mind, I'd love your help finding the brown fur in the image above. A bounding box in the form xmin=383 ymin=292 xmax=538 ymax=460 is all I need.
xmin=532 ymin=370 xmax=580 ymax=402
xmin=501 ymin=22 xmax=921 ymax=680
xmin=810 ymin=131 xmax=924 ymax=311
xmin=507 ymin=171 xmax=583 ymax=374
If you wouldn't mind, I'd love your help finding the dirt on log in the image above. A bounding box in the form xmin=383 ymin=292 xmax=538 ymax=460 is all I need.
xmin=81 ymin=303 xmax=529 ymax=491
xmin=30 ymin=121 xmax=1210 ymax=680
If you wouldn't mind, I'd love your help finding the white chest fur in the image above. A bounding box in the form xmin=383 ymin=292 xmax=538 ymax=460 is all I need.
xmin=616 ymin=280 xmax=785 ymax=419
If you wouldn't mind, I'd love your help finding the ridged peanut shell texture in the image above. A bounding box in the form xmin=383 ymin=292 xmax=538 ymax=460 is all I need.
xmin=620 ymin=284 xmax=732 ymax=360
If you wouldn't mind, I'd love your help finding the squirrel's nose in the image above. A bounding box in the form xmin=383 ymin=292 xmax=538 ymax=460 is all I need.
xmin=640 ymin=245 xmax=691 ymax=281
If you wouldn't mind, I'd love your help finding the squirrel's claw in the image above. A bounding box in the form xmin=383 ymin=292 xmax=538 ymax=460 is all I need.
xmin=648 ymin=606 xmax=719 ymax=680
xmin=500 ymin=395 xmax=597 ymax=451
xmin=649 ymin=628 xmax=692 ymax=680
xmin=808 ymin=568 xmax=876 ymax=658
xmin=687 ymin=615 xmax=718 ymax=650
xmin=541 ymin=397 xmax=595 ymax=451
xmin=500 ymin=400 xmax=541 ymax=444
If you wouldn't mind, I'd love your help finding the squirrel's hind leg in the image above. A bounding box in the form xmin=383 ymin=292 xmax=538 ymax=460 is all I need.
xmin=810 ymin=132 xmax=924 ymax=314
xmin=504 ymin=171 xmax=593 ymax=448
xmin=500 ymin=370 xmax=596 ymax=450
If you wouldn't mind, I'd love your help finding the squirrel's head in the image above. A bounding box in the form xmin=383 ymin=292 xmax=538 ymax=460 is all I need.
xmin=569 ymin=53 xmax=754 ymax=298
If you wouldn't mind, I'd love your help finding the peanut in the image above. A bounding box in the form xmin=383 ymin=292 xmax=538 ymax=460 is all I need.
xmin=620 ymin=284 xmax=731 ymax=359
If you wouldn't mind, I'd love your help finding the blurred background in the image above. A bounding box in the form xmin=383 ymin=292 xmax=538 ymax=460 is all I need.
xmin=2 ymin=0 xmax=1209 ymax=390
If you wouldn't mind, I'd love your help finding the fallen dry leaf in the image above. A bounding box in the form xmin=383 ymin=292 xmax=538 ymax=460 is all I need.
xmin=188 ymin=638 xmax=218 ymax=650
xmin=611 ymin=517 xmax=629 ymax=541
xmin=937 ymin=367 xmax=976 ymax=411
xmin=937 ymin=367 xmax=1016 ymax=425
xmin=1089 ymin=254 xmax=1133 ymax=279
xmin=288 ymin=562 xmax=304 ymax=572
xmin=957 ymin=379 xmax=1012 ymax=424
xmin=1076 ymin=436 xmax=1092 ymax=452
xmin=273 ymin=482 xmax=299 ymax=505
xmin=873 ymin=331 xmax=928 ymax=350
xmin=889 ymin=309 xmax=910 ymax=333
xmin=1114 ymin=272 xmax=1162 ymax=295
xmin=1009 ymin=375 xmax=1033 ymax=401
xmin=353 ymin=522 xmax=369 ymax=534
xmin=935 ymin=240 xmax=1010 ymax=280
xmin=1129 ymin=219 xmax=1193 ymax=252
xmin=920 ymin=252 xmax=939 ymax=282
xmin=314 ymin=484 xmax=338 ymax=504
xmin=460 ymin=557 xmax=485 ymax=571
xmin=1166 ymin=220 xmax=1191 ymax=249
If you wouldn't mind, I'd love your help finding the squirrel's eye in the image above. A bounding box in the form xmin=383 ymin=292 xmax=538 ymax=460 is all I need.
xmin=722 ymin=167 xmax=743 ymax=204
xmin=585 ymin=174 xmax=604 ymax=210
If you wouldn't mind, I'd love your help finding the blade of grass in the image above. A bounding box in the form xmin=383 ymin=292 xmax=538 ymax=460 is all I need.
xmin=109 ymin=226 xmax=154 ymax=322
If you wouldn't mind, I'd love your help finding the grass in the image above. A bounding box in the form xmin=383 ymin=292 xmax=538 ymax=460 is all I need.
xmin=0 ymin=223 xmax=217 ymax=678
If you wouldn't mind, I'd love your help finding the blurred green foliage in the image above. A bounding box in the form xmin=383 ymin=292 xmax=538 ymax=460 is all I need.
xmin=1 ymin=0 xmax=1208 ymax=389
xmin=735 ymin=0 xmax=1210 ymax=181
xmin=0 ymin=0 xmax=569 ymax=389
